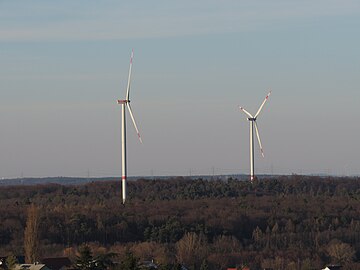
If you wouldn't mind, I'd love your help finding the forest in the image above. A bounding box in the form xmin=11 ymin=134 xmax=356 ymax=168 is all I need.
xmin=0 ymin=175 xmax=360 ymax=270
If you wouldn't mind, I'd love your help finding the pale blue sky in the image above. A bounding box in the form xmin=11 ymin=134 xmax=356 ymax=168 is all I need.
xmin=0 ymin=1 xmax=359 ymax=178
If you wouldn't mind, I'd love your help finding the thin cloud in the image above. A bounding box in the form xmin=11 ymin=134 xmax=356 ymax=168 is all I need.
xmin=0 ymin=0 xmax=359 ymax=42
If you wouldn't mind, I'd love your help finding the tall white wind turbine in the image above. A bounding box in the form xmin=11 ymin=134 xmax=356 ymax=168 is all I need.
xmin=239 ymin=91 xmax=271 ymax=181
xmin=117 ymin=50 xmax=142 ymax=204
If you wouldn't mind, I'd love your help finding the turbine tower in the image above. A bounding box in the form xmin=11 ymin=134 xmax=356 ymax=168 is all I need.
xmin=117 ymin=50 xmax=142 ymax=204
xmin=239 ymin=91 xmax=271 ymax=181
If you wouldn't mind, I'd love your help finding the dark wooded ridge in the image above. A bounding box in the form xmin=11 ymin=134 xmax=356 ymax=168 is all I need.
xmin=0 ymin=175 xmax=359 ymax=269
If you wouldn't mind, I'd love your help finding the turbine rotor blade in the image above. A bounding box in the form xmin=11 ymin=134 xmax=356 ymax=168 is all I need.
xmin=125 ymin=49 xmax=134 ymax=100
xmin=239 ymin=106 xmax=253 ymax=119
xmin=127 ymin=103 xmax=142 ymax=143
xmin=254 ymin=90 xmax=271 ymax=118
xmin=254 ymin=121 xmax=264 ymax=157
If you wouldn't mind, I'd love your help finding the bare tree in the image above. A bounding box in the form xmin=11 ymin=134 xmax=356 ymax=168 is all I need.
xmin=252 ymin=227 xmax=263 ymax=249
xmin=24 ymin=204 xmax=40 ymax=263
xmin=326 ymin=241 xmax=355 ymax=264
xmin=213 ymin=235 xmax=241 ymax=253
xmin=176 ymin=232 xmax=207 ymax=268
xmin=131 ymin=241 xmax=174 ymax=265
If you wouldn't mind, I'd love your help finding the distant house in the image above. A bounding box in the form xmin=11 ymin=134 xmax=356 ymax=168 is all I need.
xmin=14 ymin=264 xmax=51 ymax=270
xmin=322 ymin=265 xmax=342 ymax=270
xmin=140 ymin=260 xmax=158 ymax=270
xmin=40 ymin=258 xmax=71 ymax=270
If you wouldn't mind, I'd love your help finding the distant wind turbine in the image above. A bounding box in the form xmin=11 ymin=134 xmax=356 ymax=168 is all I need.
xmin=239 ymin=91 xmax=271 ymax=181
xmin=117 ymin=50 xmax=142 ymax=204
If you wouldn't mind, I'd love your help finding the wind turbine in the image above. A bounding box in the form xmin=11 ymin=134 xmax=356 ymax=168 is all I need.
xmin=239 ymin=91 xmax=271 ymax=181
xmin=117 ymin=50 xmax=142 ymax=204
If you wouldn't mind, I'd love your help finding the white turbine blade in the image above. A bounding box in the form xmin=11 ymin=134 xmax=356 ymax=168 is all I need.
xmin=125 ymin=49 xmax=134 ymax=100
xmin=127 ymin=103 xmax=142 ymax=143
xmin=239 ymin=106 xmax=253 ymax=118
xmin=254 ymin=121 xmax=264 ymax=157
xmin=254 ymin=90 xmax=271 ymax=118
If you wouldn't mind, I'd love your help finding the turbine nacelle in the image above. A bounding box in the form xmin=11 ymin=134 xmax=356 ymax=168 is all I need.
xmin=117 ymin=99 xmax=129 ymax=104
xmin=247 ymin=117 xmax=256 ymax=121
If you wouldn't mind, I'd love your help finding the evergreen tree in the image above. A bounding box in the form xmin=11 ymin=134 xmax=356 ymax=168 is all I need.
xmin=6 ymin=254 xmax=18 ymax=270
xmin=75 ymin=245 xmax=95 ymax=270
xmin=94 ymin=252 xmax=116 ymax=270
xmin=199 ymin=260 xmax=208 ymax=270
xmin=75 ymin=245 xmax=115 ymax=270
xmin=118 ymin=251 xmax=139 ymax=270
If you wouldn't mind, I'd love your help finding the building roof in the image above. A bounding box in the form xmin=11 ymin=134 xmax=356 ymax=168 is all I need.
xmin=41 ymin=258 xmax=71 ymax=270
xmin=322 ymin=265 xmax=342 ymax=270
xmin=14 ymin=264 xmax=50 ymax=270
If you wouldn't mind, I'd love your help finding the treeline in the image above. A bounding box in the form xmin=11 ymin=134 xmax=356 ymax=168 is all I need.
xmin=0 ymin=176 xmax=360 ymax=269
